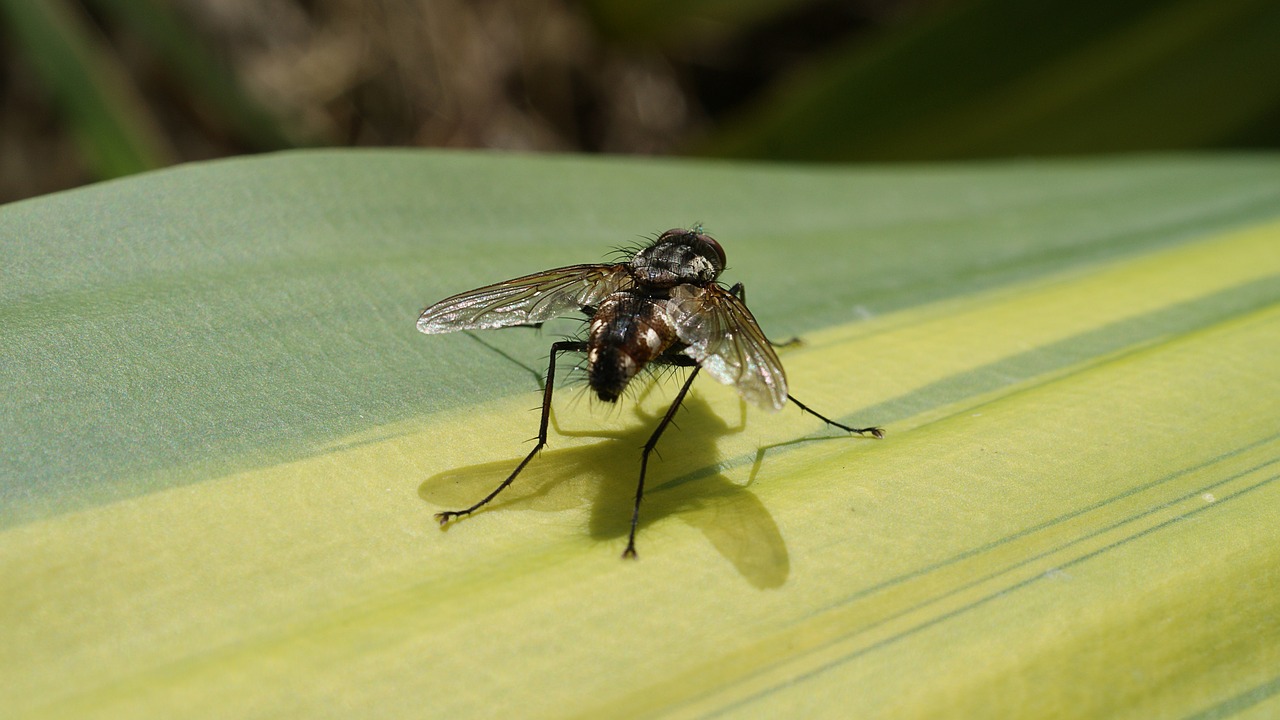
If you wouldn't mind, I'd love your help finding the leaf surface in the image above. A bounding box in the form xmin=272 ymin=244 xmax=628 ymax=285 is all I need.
xmin=2 ymin=150 xmax=1278 ymax=718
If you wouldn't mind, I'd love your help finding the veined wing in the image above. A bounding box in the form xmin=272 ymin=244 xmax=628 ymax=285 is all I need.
xmin=417 ymin=263 xmax=630 ymax=333
xmin=666 ymin=284 xmax=787 ymax=411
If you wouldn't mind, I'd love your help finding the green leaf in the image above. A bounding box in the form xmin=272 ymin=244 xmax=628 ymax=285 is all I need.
xmin=2 ymin=151 xmax=1278 ymax=718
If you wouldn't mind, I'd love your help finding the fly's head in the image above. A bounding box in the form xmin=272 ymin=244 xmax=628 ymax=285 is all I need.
xmin=630 ymin=227 xmax=726 ymax=288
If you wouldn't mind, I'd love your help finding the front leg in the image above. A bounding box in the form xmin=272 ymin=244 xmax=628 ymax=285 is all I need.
xmin=729 ymin=282 xmax=799 ymax=348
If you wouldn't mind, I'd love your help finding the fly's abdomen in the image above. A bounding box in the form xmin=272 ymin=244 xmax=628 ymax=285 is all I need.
xmin=587 ymin=294 xmax=677 ymax=402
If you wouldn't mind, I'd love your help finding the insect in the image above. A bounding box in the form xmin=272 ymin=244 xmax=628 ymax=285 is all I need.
xmin=417 ymin=226 xmax=883 ymax=558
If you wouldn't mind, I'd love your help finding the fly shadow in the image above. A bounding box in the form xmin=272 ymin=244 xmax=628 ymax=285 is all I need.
xmin=419 ymin=385 xmax=794 ymax=588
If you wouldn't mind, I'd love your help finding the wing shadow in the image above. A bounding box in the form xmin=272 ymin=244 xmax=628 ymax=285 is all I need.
xmin=419 ymin=389 xmax=791 ymax=588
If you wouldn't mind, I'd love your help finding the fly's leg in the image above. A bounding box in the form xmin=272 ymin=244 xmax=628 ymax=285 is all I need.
xmin=728 ymin=282 xmax=799 ymax=348
xmin=434 ymin=340 xmax=588 ymax=526
xmin=729 ymin=283 xmax=882 ymax=436
xmin=787 ymin=394 xmax=884 ymax=438
xmin=624 ymin=366 xmax=701 ymax=559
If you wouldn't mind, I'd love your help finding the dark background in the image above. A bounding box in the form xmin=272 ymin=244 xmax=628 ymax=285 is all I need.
xmin=2 ymin=0 xmax=1278 ymax=203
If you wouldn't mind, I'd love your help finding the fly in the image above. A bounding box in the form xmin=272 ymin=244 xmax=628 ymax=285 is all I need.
xmin=417 ymin=226 xmax=883 ymax=558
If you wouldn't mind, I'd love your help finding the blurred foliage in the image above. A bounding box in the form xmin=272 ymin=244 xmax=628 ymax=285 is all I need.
xmin=0 ymin=0 xmax=173 ymax=179
xmin=699 ymin=0 xmax=1280 ymax=160
xmin=1 ymin=0 xmax=1278 ymax=202
xmin=582 ymin=0 xmax=822 ymax=42
xmin=83 ymin=0 xmax=297 ymax=149
xmin=0 ymin=0 xmax=297 ymax=188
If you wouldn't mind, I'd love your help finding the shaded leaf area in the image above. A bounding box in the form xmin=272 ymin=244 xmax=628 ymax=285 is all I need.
xmin=2 ymin=150 xmax=1278 ymax=529
xmin=1 ymin=173 xmax=1277 ymax=717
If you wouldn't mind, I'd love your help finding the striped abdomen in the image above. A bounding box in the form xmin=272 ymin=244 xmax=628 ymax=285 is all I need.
xmin=586 ymin=293 xmax=678 ymax=402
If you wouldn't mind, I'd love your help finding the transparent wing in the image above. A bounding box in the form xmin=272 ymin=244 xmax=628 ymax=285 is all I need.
xmin=667 ymin=285 xmax=788 ymax=411
xmin=417 ymin=263 xmax=630 ymax=333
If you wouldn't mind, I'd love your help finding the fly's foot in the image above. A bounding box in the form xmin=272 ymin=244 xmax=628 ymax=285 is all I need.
xmin=435 ymin=510 xmax=468 ymax=526
xmin=622 ymin=545 xmax=639 ymax=560
xmin=855 ymin=426 xmax=885 ymax=439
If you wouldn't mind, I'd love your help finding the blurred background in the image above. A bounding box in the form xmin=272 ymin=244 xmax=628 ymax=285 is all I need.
xmin=2 ymin=0 xmax=1277 ymax=203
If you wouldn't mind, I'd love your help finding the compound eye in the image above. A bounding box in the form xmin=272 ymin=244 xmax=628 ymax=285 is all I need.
xmin=656 ymin=228 xmax=685 ymax=243
xmin=697 ymin=232 xmax=726 ymax=270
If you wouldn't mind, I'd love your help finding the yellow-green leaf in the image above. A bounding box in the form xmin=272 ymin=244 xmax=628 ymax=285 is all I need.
xmin=2 ymin=151 xmax=1278 ymax=718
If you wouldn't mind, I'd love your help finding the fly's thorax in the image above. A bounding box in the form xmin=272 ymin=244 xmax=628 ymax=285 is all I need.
xmin=586 ymin=293 xmax=679 ymax=402
xmin=630 ymin=229 xmax=725 ymax=288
